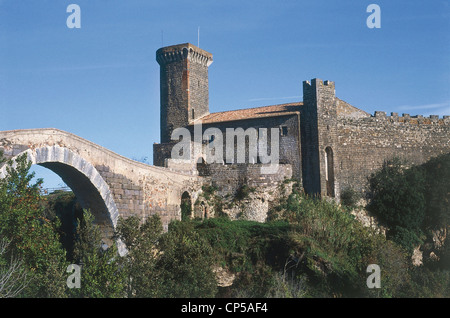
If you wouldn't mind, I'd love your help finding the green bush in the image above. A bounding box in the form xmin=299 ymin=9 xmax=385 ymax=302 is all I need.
xmin=158 ymin=220 xmax=218 ymax=297
xmin=401 ymin=266 xmax=450 ymax=297
xmin=340 ymin=187 xmax=360 ymax=208
xmin=367 ymin=157 xmax=426 ymax=251
xmin=196 ymin=217 xmax=291 ymax=272
xmin=116 ymin=216 xmax=218 ymax=297
xmin=419 ymin=153 xmax=450 ymax=230
xmin=234 ymin=185 xmax=255 ymax=201
xmin=180 ymin=195 xmax=192 ymax=221
xmin=69 ymin=210 xmax=126 ymax=298
xmin=270 ymin=191 xmax=411 ymax=297
xmin=367 ymin=158 xmax=426 ymax=230
xmin=116 ymin=214 xmax=163 ymax=297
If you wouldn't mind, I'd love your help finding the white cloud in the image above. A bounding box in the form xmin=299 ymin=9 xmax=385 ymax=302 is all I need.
xmin=397 ymin=101 xmax=450 ymax=116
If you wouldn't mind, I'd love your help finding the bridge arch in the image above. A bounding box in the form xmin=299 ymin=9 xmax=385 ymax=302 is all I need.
xmin=0 ymin=145 xmax=126 ymax=256
xmin=1 ymin=128 xmax=204 ymax=256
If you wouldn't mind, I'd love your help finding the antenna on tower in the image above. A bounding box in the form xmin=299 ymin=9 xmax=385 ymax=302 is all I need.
xmin=197 ymin=26 xmax=200 ymax=47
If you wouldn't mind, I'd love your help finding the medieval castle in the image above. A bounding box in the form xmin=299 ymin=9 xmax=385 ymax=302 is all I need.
xmin=152 ymin=43 xmax=450 ymax=206
xmin=1 ymin=42 xmax=449 ymax=245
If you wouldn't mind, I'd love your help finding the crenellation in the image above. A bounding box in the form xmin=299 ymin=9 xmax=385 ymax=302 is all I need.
xmin=374 ymin=111 xmax=386 ymax=118
xmin=337 ymin=109 xmax=449 ymax=194
xmin=356 ymin=112 xmax=449 ymax=126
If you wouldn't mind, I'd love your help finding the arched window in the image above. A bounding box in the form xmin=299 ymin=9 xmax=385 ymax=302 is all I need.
xmin=325 ymin=147 xmax=335 ymax=197
xmin=181 ymin=191 xmax=192 ymax=220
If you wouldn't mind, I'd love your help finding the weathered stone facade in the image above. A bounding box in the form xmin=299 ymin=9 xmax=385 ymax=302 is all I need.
xmin=1 ymin=43 xmax=449 ymax=255
xmin=153 ymin=43 xmax=450 ymax=201
xmin=192 ymin=163 xmax=293 ymax=222
xmin=156 ymin=43 xmax=213 ymax=144
xmin=205 ymin=163 xmax=292 ymax=197
xmin=0 ymin=128 xmax=204 ymax=255
xmin=336 ymin=111 xmax=450 ymax=195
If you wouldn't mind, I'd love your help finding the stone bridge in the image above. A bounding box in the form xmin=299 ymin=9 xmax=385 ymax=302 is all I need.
xmin=0 ymin=128 xmax=203 ymax=255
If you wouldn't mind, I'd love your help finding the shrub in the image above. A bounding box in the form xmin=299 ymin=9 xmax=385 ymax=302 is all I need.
xmin=340 ymin=187 xmax=360 ymax=208
xmin=158 ymin=220 xmax=218 ymax=297
xmin=367 ymin=157 xmax=426 ymax=251
xmin=69 ymin=210 xmax=126 ymax=298
xmin=270 ymin=190 xmax=411 ymax=297
xmin=419 ymin=153 xmax=450 ymax=230
xmin=234 ymin=185 xmax=255 ymax=201
xmin=116 ymin=214 xmax=163 ymax=297
xmin=367 ymin=158 xmax=426 ymax=230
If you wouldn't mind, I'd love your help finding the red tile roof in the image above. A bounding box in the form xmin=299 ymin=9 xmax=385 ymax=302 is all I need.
xmin=196 ymin=102 xmax=302 ymax=124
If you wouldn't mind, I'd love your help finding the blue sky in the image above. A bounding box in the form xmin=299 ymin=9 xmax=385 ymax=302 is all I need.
xmin=1 ymin=0 xmax=449 ymax=189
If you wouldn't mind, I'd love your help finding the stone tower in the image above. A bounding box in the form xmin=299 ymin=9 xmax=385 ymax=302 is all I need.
xmin=301 ymin=79 xmax=338 ymax=197
xmin=156 ymin=43 xmax=213 ymax=143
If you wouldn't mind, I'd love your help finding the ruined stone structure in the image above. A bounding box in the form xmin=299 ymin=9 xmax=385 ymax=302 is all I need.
xmin=153 ymin=43 xmax=450 ymax=199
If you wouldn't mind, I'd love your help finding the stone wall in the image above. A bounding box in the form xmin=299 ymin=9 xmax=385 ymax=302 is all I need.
xmin=337 ymin=113 xmax=450 ymax=195
xmin=196 ymin=163 xmax=293 ymax=221
xmin=313 ymin=80 xmax=339 ymax=198
xmin=188 ymin=56 xmax=211 ymax=122
xmin=155 ymin=113 xmax=303 ymax=180
xmin=204 ymin=163 xmax=292 ymax=196
xmin=199 ymin=114 xmax=302 ymax=181
xmin=302 ymin=78 xmax=450 ymax=199
xmin=301 ymin=79 xmax=324 ymax=196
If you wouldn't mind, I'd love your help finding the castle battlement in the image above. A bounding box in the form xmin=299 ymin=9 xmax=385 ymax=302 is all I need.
xmin=369 ymin=111 xmax=450 ymax=125
xmin=303 ymin=78 xmax=335 ymax=87
xmin=156 ymin=43 xmax=213 ymax=67
xmin=156 ymin=43 xmax=213 ymax=144
xmin=303 ymin=79 xmax=336 ymax=97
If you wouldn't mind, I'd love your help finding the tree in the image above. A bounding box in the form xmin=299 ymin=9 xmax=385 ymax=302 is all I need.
xmin=157 ymin=220 xmax=218 ymax=297
xmin=0 ymin=238 xmax=29 ymax=298
xmin=367 ymin=158 xmax=426 ymax=251
xmin=116 ymin=214 xmax=163 ymax=297
xmin=69 ymin=209 xmax=125 ymax=298
xmin=419 ymin=153 xmax=450 ymax=231
xmin=0 ymin=152 xmax=68 ymax=297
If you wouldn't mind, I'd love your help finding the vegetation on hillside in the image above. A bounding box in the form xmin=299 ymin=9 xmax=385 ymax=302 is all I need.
xmin=0 ymin=151 xmax=448 ymax=297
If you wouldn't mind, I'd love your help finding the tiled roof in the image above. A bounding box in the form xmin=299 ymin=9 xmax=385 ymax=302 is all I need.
xmin=196 ymin=102 xmax=302 ymax=124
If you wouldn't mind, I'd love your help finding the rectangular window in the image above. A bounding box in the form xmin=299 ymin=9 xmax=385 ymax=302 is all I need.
xmin=280 ymin=126 xmax=288 ymax=136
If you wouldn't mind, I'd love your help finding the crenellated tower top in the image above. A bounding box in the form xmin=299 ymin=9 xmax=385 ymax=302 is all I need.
xmin=156 ymin=43 xmax=213 ymax=143
xmin=156 ymin=43 xmax=213 ymax=67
